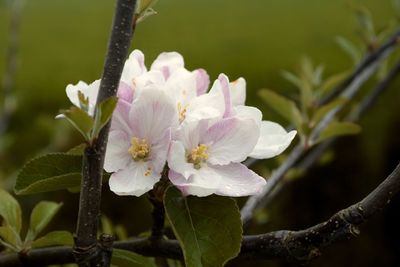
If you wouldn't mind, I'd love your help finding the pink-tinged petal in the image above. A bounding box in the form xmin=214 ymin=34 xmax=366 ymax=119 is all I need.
xmin=217 ymin=74 xmax=233 ymax=118
xmin=193 ymin=68 xmax=210 ymax=95
xmin=168 ymin=141 xmax=197 ymax=179
xmin=249 ymin=121 xmax=297 ymax=159
xmin=110 ymin=100 xmax=132 ymax=135
xmin=150 ymin=52 xmax=184 ymax=79
xmin=121 ymin=50 xmax=147 ymax=84
xmin=203 ymin=117 xmax=259 ymax=165
xmin=211 ymin=163 xmax=266 ymax=197
xmin=173 ymin=119 xmax=209 ymax=149
xmin=109 ymin=161 xmax=160 ymax=196
xmin=168 ymin=167 xmax=220 ymax=197
xmin=117 ymin=81 xmax=134 ymax=103
xmin=104 ymin=130 xmax=131 ymax=172
xmin=234 ymin=105 xmax=262 ymax=127
xmin=129 ymin=87 xmax=178 ymax=142
xmin=230 ymin=78 xmax=246 ymax=106
xmin=149 ymin=128 xmax=171 ymax=174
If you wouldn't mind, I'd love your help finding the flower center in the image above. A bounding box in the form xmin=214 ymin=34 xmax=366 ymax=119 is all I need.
xmin=177 ymin=102 xmax=188 ymax=123
xmin=187 ymin=144 xmax=209 ymax=169
xmin=128 ymin=137 xmax=150 ymax=161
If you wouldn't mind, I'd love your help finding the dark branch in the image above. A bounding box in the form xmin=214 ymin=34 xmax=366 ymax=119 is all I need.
xmin=1 ymin=162 xmax=399 ymax=266
xmin=73 ymin=0 xmax=137 ymax=266
xmin=319 ymin=30 xmax=400 ymax=105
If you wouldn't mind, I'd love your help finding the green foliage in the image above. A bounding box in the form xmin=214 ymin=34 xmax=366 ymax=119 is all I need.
xmin=315 ymin=122 xmax=362 ymax=144
xmin=0 ymin=189 xmax=22 ymax=233
xmin=136 ymin=0 xmax=158 ymax=23
xmin=31 ymin=231 xmax=73 ymax=248
xmin=164 ymin=187 xmax=242 ymax=267
xmin=311 ymin=98 xmax=347 ymax=127
xmin=258 ymin=89 xmax=303 ymax=130
xmin=335 ymin=36 xmax=362 ymax=65
xmin=15 ymin=153 xmax=82 ymax=195
xmin=26 ymin=202 xmax=63 ymax=241
xmin=111 ymin=249 xmax=157 ymax=267
xmin=60 ymin=96 xmax=117 ymax=143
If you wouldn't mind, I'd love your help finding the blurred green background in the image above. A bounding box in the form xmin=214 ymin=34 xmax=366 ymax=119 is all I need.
xmin=1 ymin=0 xmax=400 ymax=266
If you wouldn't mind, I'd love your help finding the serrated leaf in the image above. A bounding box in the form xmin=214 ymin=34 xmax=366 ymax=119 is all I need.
xmin=31 ymin=231 xmax=73 ymax=248
xmin=316 ymin=122 xmax=361 ymax=144
xmin=258 ymin=89 xmax=303 ymax=129
xmin=67 ymin=143 xmax=87 ymax=155
xmin=111 ymin=249 xmax=157 ymax=267
xmin=26 ymin=202 xmax=63 ymax=241
xmin=336 ymin=36 xmax=362 ymax=65
xmin=0 ymin=189 xmax=22 ymax=233
xmin=164 ymin=187 xmax=242 ymax=267
xmin=92 ymin=96 xmax=118 ymax=139
xmin=60 ymin=106 xmax=94 ymax=141
xmin=311 ymin=98 xmax=347 ymax=126
xmin=0 ymin=225 xmax=21 ymax=248
xmin=15 ymin=153 xmax=82 ymax=195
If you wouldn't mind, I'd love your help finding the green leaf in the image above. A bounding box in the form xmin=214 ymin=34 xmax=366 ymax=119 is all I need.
xmin=15 ymin=153 xmax=82 ymax=195
xmin=31 ymin=231 xmax=73 ymax=248
xmin=92 ymin=96 xmax=118 ymax=139
xmin=136 ymin=0 xmax=158 ymax=23
xmin=164 ymin=187 xmax=242 ymax=267
xmin=0 ymin=189 xmax=22 ymax=233
xmin=281 ymin=70 xmax=302 ymax=89
xmin=315 ymin=122 xmax=362 ymax=144
xmin=258 ymin=89 xmax=303 ymax=129
xmin=67 ymin=143 xmax=87 ymax=155
xmin=319 ymin=71 xmax=349 ymax=97
xmin=0 ymin=225 xmax=21 ymax=248
xmin=311 ymin=98 xmax=347 ymax=126
xmin=335 ymin=36 xmax=362 ymax=65
xmin=60 ymin=106 xmax=94 ymax=141
xmin=27 ymin=201 xmax=63 ymax=241
xmin=111 ymin=249 xmax=157 ymax=267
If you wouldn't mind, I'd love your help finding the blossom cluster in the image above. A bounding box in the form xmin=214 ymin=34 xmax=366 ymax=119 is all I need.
xmin=65 ymin=50 xmax=296 ymax=197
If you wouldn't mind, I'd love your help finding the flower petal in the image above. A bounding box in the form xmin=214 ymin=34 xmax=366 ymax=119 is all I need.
xmin=249 ymin=121 xmax=297 ymax=159
xmin=117 ymin=81 xmax=134 ymax=103
xmin=129 ymin=87 xmax=178 ymax=142
xmin=230 ymin=78 xmax=246 ymax=106
xmin=150 ymin=52 xmax=184 ymax=79
xmin=168 ymin=141 xmax=198 ymax=180
xmin=109 ymin=161 xmax=160 ymax=196
xmin=168 ymin=167 xmax=220 ymax=197
xmin=66 ymin=81 xmax=88 ymax=108
xmin=212 ymin=163 xmax=266 ymax=197
xmin=234 ymin=105 xmax=262 ymax=127
xmin=204 ymin=117 xmax=259 ymax=164
xmin=66 ymin=80 xmax=100 ymax=116
xmin=110 ymin=99 xmax=132 ymax=135
xmin=193 ymin=68 xmax=210 ymax=95
xmin=149 ymin=128 xmax=171 ymax=174
xmin=121 ymin=50 xmax=147 ymax=85
xmin=104 ymin=130 xmax=131 ymax=172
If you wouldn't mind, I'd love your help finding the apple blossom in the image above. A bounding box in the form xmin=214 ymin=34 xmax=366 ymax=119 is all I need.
xmin=168 ymin=118 xmax=267 ymax=197
xmin=104 ymin=87 xmax=178 ymax=196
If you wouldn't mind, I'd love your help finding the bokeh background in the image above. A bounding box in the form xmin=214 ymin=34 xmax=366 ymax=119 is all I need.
xmin=1 ymin=0 xmax=400 ymax=266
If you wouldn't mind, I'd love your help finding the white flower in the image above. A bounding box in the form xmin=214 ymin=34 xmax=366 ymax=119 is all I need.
xmin=168 ymin=118 xmax=266 ymax=197
xmin=105 ymin=87 xmax=178 ymax=196
xmin=65 ymin=80 xmax=100 ymax=116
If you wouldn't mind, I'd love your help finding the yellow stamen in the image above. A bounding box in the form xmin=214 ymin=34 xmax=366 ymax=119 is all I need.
xmin=187 ymin=144 xmax=209 ymax=169
xmin=177 ymin=102 xmax=188 ymax=122
xmin=128 ymin=137 xmax=150 ymax=161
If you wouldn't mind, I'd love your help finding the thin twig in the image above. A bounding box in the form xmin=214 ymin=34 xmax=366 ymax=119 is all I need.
xmin=73 ymin=1 xmax=137 ymax=266
xmin=1 ymin=161 xmax=399 ymax=266
xmin=240 ymin=31 xmax=400 ymax=224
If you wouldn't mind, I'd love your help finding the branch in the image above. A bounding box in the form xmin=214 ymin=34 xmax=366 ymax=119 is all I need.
xmin=240 ymin=30 xmax=400 ymax=224
xmin=73 ymin=0 xmax=137 ymax=266
xmin=319 ymin=30 xmax=400 ymax=106
xmin=1 ymin=161 xmax=399 ymax=266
